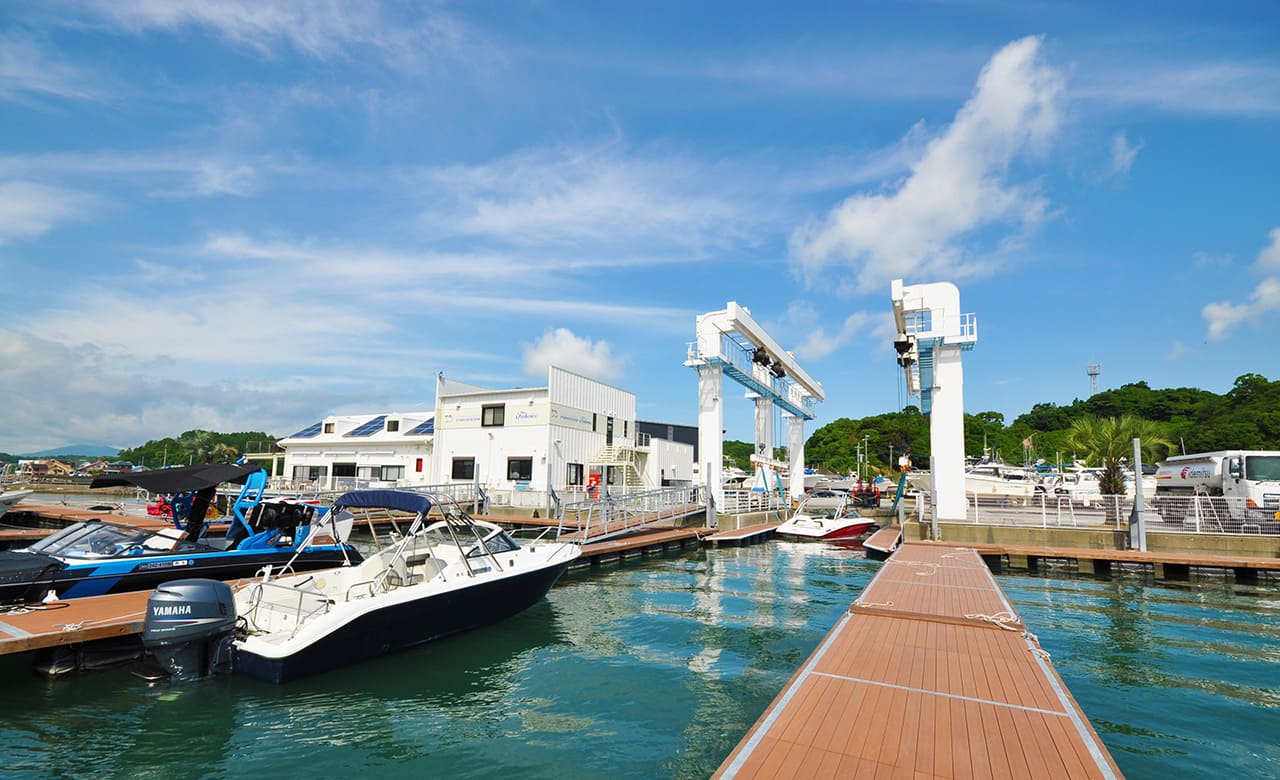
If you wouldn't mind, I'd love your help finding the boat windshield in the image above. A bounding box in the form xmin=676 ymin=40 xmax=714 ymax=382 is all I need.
xmin=1245 ymin=456 xmax=1280 ymax=482
xmin=417 ymin=521 xmax=521 ymax=558
xmin=27 ymin=521 xmax=197 ymax=558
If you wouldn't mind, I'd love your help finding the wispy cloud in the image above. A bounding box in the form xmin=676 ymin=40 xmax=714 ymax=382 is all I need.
xmin=56 ymin=0 xmax=488 ymax=73
xmin=0 ymin=35 xmax=111 ymax=103
xmin=1202 ymin=227 xmax=1280 ymax=340
xmin=0 ymin=149 xmax=314 ymax=200
xmin=1109 ymin=131 xmax=1143 ymax=178
xmin=789 ymin=35 xmax=1066 ymax=292
xmin=522 ymin=328 xmax=626 ymax=383
xmin=417 ymin=139 xmax=766 ymax=254
xmin=1076 ymin=59 xmax=1280 ymax=116
xmin=0 ymin=181 xmax=94 ymax=244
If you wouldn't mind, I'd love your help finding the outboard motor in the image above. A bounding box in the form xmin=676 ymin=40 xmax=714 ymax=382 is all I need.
xmin=141 ymin=579 xmax=236 ymax=682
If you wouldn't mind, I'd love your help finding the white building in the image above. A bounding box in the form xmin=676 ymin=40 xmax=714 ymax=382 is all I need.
xmin=277 ymin=366 xmax=694 ymax=510
xmin=278 ymin=411 xmax=435 ymax=491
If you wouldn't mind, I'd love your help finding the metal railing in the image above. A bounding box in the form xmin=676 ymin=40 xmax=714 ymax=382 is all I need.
xmin=558 ymin=485 xmax=705 ymax=542
xmin=910 ymin=492 xmax=1280 ymax=537
xmin=719 ymin=489 xmax=789 ymax=515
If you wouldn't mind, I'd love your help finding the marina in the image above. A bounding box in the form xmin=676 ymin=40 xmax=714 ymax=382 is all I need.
xmin=2 ymin=539 xmax=1277 ymax=778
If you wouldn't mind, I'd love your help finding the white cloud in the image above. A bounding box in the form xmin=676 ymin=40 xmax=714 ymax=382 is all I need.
xmin=788 ymin=35 xmax=1066 ymax=292
xmin=0 ymin=181 xmax=92 ymax=244
xmin=1166 ymin=340 xmax=1188 ymax=361
xmin=1076 ymin=60 xmax=1280 ymax=116
xmin=522 ymin=328 xmax=625 ymax=383
xmin=1192 ymin=250 xmax=1233 ymax=269
xmin=0 ymin=35 xmax=110 ymax=103
xmin=1109 ymin=132 xmax=1143 ymax=177
xmin=1256 ymin=227 xmax=1280 ymax=272
xmin=1202 ymin=277 xmax=1280 ymax=341
xmin=1201 ymin=227 xmax=1280 ymax=341
xmin=419 ymin=140 xmax=763 ymax=254
xmin=62 ymin=0 xmax=484 ymax=73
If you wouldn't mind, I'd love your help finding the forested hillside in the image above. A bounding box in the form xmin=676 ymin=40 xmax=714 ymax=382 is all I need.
xmin=804 ymin=373 xmax=1280 ymax=475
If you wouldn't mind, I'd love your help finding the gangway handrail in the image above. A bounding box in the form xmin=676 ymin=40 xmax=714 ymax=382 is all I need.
xmin=557 ymin=485 xmax=705 ymax=543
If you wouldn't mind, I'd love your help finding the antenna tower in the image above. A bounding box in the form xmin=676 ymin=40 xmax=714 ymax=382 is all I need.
xmin=1086 ymin=363 xmax=1100 ymax=396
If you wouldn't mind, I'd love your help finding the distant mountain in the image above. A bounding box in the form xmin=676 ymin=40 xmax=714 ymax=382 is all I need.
xmin=19 ymin=445 xmax=121 ymax=458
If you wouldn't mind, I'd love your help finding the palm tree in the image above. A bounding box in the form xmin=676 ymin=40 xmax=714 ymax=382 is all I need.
xmin=1065 ymin=416 xmax=1172 ymax=520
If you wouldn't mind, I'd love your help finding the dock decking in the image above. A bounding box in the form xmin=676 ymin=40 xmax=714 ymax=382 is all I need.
xmin=705 ymin=522 xmax=780 ymax=545
xmin=950 ymin=540 xmax=1280 ymax=582
xmin=714 ymin=543 xmax=1121 ymax=779
xmin=0 ymin=590 xmax=150 ymax=655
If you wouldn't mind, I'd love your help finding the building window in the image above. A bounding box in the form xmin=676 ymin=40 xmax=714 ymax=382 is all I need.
xmin=567 ymin=462 xmax=584 ymax=486
xmin=507 ymin=457 xmax=533 ymax=481
xmin=333 ymin=462 xmax=357 ymax=478
xmin=482 ymin=404 xmax=506 ymax=427
xmin=293 ymin=465 xmax=327 ymax=482
xmin=381 ymin=465 xmax=405 ymax=481
xmin=451 ymin=457 xmax=475 ymax=480
xmin=592 ymin=413 xmax=597 ymax=431
xmin=357 ymin=466 xmax=377 ymax=480
xmin=323 ymin=422 xmax=335 ymax=434
xmin=386 ymin=420 xmax=400 ymax=432
xmin=624 ymin=420 xmax=629 ymax=438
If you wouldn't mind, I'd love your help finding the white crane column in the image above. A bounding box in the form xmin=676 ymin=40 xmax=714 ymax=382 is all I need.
xmin=929 ymin=346 xmax=967 ymax=521
xmin=753 ymin=395 xmax=773 ymax=489
xmin=697 ymin=363 xmax=724 ymax=516
xmin=787 ymin=414 xmax=805 ymax=502
xmin=891 ymin=279 xmax=977 ymax=525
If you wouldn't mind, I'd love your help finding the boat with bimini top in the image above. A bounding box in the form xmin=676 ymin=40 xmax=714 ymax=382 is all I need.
xmin=0 ymin=463 xmax=360 ymax=605
xmin=139 ymin=488 xmax=581 ymax=684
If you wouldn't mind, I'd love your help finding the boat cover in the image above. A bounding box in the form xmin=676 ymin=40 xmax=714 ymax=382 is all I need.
xmin=0 ymin=550 xmax=65 ymax=590
xmin=90 ymin=463 xmax=260 ymax=493
xmin=333 ymin=490 xmax=433 ymax=515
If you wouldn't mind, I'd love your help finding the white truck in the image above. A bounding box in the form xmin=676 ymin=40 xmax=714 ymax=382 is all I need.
xmin=1154 ymin=450 xmax=1280 ymax=526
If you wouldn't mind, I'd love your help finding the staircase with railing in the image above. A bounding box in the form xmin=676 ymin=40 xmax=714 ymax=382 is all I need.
xmin=589 ymin=444 xmax=648 ymax=489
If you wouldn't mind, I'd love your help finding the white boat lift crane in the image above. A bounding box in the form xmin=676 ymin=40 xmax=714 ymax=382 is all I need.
xmin=890 ymin=279 xmax=977 ymax=523
xmin=685 ymin=302 xmax=824 ymax=514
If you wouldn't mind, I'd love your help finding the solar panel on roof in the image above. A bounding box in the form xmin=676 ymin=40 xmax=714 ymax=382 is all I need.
xmin=288 ymin=422 xmax=323 ymax=439
xmin=405 ymin=418 xmax=434 ymax=435
xmin=344 ymin=415 xmax=387 ymax=437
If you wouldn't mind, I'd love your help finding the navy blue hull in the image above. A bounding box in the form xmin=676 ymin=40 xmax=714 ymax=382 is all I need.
xmin=233 ymin=560 xmax=572 ymax=684
xmin=0 ymin=549 xmax=357 ymax=605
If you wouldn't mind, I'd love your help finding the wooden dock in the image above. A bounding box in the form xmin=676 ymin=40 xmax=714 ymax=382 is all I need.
xmin=862 ymin=525 xmax=901 ymax=561
xmin=0 ymin=590 xmax=150 ymax=656
xmin=955 ymin=541 xmax=1280 ymax=583
xmin=705 ymin=522 xmax=780 ymax=545
xmin=714 ymin=543 xmax=1121 ymax=779
xmin=577 ymin=527 xmax=711 ymax=564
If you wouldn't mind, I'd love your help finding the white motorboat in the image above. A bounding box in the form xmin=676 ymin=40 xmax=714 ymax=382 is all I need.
xmin=1053 ymin=466 xmax=1156 ymax=506
xmin=0 ymin=489 xmax=32 ymax=521
xmin=776 ymin=490 xmax=876 ymax=540
xmin=140 ymin=489 xmax=581 ymax=683
xmin=904 ymin=462 xmax=1045 ymax=501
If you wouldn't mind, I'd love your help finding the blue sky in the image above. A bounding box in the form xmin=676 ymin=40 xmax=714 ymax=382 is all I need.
xmin=2 ymin=1 xmax=1278 ymax=454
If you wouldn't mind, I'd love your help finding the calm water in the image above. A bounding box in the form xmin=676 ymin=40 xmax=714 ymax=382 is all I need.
xmin=1 ymin=543 xmax=1277 ymax=778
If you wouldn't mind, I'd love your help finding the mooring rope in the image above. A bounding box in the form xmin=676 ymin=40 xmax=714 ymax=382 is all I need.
xmin=963 ymin=610 xmax=1022 ymax=631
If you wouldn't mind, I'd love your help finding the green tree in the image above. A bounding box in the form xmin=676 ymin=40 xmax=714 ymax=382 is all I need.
xmin=1064 ymin=416 xmax=1173 ymax=498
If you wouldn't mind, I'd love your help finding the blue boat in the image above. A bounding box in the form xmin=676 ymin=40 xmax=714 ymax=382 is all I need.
xmin=0 ymin=463 xmax=362 ymax=605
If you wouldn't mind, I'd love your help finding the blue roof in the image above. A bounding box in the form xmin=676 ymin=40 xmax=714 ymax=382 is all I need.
xmin=288 ymin=421 xmax=323 ymax=439
xmin=344 ymin=415 xmax=387 ymax=437
xmin=334 ymin=490 xmax=433 ymax=515
xmin=405 ymin=418 xmax=434 ymax=435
